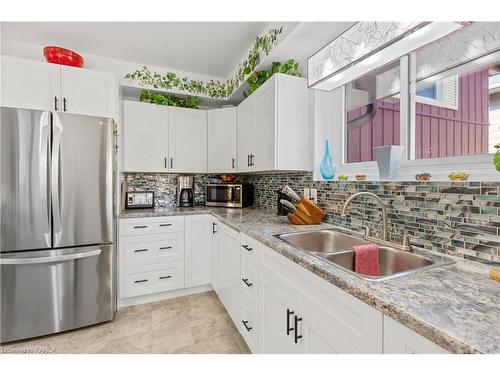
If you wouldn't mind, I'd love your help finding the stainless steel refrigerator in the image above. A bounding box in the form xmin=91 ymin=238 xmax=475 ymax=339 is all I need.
xmin=0 ymin=107 xmax=115 ymax=343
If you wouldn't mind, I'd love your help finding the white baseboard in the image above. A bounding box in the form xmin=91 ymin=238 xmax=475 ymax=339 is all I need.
xmin=118 ymin=284 xmax=213 ymax=309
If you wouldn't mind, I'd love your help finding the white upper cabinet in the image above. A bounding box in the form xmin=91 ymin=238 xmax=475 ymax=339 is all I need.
xmin=237 ymin=95 xmax=256 ymax=173
xmin=236 ymin=73 xmax=309 ymax=173
xmin=1 ymin=56 xmax=117 ymax=118
xmin=60 ymin=65 xmax=116 ymax=118
xmin=1 ymin=56 xmax=60 ymax=111
xmin=254 ymin=77 xmax=276 ymax=171
xmin=123 ymin=100 xmax=168 ymax=173
xmin=168 ymin=107 xmax=207 ymax=173
xmin=208 ymin=107 xmax=237 ymax=173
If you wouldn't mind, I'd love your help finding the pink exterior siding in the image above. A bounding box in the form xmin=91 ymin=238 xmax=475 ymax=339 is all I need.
xmin=347 ymin=69 xmax=490 ymax=163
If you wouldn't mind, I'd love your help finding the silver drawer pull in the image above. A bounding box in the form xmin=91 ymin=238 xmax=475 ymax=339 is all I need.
xmin=242 ymin=278 xmax=253 ymax=287
xmin=133 ymin=225 xmax=148 ymax=229
xmin=159 ymin=275 xmax=172 ymax=280
xmin=159 ymin=223 xmax=172 ymax=227
xmin=242 ymin=244 xmax=253 ymax=252
xmin=134 ymin=248 xmax=148 ymax=253
xmin=159 ymin=246 xmax=172 ymax=250
xmin=134 ymin=279 xmax=148 ymax=283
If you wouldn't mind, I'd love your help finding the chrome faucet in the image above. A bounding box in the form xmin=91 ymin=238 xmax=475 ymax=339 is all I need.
xmin=341 ymin=192 xmax=388 ymax=241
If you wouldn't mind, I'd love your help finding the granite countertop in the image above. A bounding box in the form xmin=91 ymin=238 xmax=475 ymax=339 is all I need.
xmin=120 ymin=206 xmax=500 ymax=354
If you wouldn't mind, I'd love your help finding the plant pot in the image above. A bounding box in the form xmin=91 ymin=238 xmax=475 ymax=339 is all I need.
xmin=373 ymin=145 xmax=404 ymax=180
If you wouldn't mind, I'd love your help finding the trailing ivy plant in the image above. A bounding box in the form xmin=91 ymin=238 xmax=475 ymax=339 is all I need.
xmin=140 ymin=90 xmax=200 ymax=109
xmin=124 ymin=27 xmax=284 ymax=99
xmin=245 ymin=59 xmax=301 ymax=97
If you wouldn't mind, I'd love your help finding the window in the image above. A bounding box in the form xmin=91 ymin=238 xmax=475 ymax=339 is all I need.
xmin=345 ymin=60 xmax=401 ymax=163
xmin=413 ymin=59 xmax=497 ymax=160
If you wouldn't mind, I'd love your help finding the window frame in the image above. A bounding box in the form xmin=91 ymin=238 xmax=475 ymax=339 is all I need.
xmin=323 ymin=52 xmax=500 ymax=182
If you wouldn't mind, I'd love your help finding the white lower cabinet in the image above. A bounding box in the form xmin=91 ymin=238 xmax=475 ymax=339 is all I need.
xmin=184 ymin=215 xmax=212 ymax=288
xmin=215 ymin=222 xmax=241 ymax=326
xmin=383 ymin=316 xmax=449 ymax=354
xmin=258 ymin=243 xmax=383 ymax=353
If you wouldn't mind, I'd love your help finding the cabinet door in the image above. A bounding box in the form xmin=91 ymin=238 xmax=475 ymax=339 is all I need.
xmin=169 ymin=107 xmax=207 ymax=173
xmin=236 ymin=96 xmax=255 ymax=172
xmin=60 ymin=65 xmax=116 ymax=118
xmin=383 ymin=315 xmax=448 ymax=354
xmin=217 ymin=222 xmax=241 ymax=324
xmin=254 ymin=76 xmax=276 ymax=171
xmin=208 ymin=107 xmax=237 ymax=173
xmin=1 ymin=56 xmax=60 ymax=111
xmin=210 ymin=218 xmax=220 ymax=294
xmin=123 ymin=100 xmax=168 ymax=172
xmin=184 ymin=215 xmax=212 ymax=288
xmin=260 ymin=271 xmax=298 ymax=353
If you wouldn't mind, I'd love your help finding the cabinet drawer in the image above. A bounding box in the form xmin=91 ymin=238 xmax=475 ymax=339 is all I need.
xmin=240 ymin=301 xmax=258 ymax=352
xmin=120 ymin=233 xmax=184 ymax=267
xmin=120 ymin=216 xmax=184 ymax=236
xmin=240 ymin=233 xmax=258 ymax=265
xmin=241 ymin=260 xmax=258 ymax=302
xmin=120 ymin=261 xmax=185 ymax=298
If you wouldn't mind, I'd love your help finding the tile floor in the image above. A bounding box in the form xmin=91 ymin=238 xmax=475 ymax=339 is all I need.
xmin=0 ymin=291 xmax=250 ymax=354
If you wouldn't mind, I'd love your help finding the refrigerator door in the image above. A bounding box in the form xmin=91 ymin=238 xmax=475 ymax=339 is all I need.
xmin=52 ymin=112 xmax=113 ymax=248
xmin=0 ymin=245 xmax=114 ymax=343
xmin=1 ymin=107 xmax=52 ymax=252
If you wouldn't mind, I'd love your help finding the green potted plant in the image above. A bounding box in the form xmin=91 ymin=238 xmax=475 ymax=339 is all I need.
xmin=244 ymin=59 xmax=301 ymax=97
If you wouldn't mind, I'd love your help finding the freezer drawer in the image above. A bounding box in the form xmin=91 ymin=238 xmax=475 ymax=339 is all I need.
xmin=0 ymin=245 xmax=114 ymax=343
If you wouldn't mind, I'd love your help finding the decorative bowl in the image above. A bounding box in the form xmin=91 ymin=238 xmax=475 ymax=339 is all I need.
xmin=448 ymin=172 xmax=469 ymax=181
xmin=338 ymin=175 xmax=349 ymax=181
xmin=43 ymin=46 xmax=84 ymax=67
xmin=415 ymin=173 xmax=431 ymax=181
xmin=355 ymin=174 xmax=366 ymax=181
xmin=220 ymin=174 xmax=237 ymax=183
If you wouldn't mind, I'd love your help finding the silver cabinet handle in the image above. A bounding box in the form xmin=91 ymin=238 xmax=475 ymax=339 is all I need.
xmin=54 ymin=96 xmax=58 ymax=111
xmin=232 ymin=158 xmax=235 ymax=169
xmin=134 ymin=279 xmax=148 ymax=283
xmin=0 ymin=249 xmax=101 ymax=265
xmin=242 ymin=278 xmax=253 ymax=287
xmin=159 ymin=246 xmax=172 ymax=250
xmin=63 ymin=97 xmax=67 ymax=112
xmin=242 ymin=244 xmax=253 ymax=252
xmin=134 ymin=248 xmax=148 ymax=253
xmin=170 ymin=158 xmax=173 ymax=169
xmin=133 ymin=225 xmax=148 ymax=229
xmin=159 ymin=223 xmax=172 ymax=227
xmin=51 ymin=114 xmax=63 ymax=246
xmin=159 ymin=275 xmax=172 ymax=280
xmin=164 ymin=157 xmax=167 ymax=169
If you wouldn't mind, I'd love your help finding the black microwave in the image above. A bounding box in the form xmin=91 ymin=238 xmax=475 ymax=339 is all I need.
xmin=205 ymin=183 xmax=254 ymax=208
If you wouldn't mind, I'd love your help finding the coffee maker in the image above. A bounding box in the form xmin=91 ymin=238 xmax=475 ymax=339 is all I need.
xmin=176 ymin=176 xmax=195 ymax=207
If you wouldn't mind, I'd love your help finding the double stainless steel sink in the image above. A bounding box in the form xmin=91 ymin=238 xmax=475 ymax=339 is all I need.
xmin=277 ymin=229 xmax=453 ymax=281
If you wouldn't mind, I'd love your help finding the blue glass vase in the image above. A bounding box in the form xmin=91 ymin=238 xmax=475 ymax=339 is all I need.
xmin=320 ymin=140 xmax=336 ymax=180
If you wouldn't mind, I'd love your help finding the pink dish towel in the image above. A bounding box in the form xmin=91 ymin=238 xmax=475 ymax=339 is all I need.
xmin=353 ymin=244 xmax=380 ymax=276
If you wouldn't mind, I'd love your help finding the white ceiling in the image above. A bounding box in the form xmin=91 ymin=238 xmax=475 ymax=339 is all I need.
xmin=1 ymin=22 xmax=274 ymax=77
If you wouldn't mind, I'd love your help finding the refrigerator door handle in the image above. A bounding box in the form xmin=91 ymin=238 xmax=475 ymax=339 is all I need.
xmin=39 ymin=112 xmax=52 ymax=247
xmin=0 ymin=249 xmax=101 ymax=265
xmin=51 ymin=114 xmax=63 ymax=247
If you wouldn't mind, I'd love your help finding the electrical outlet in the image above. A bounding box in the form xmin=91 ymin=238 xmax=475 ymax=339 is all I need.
xmin=303 ymin=188 xmax=310 ymax=200
xmin=310 ymin=188 xmax=318 ymax=203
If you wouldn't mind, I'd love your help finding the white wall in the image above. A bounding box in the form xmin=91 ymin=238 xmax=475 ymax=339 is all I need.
xmin=0 ymin=37 xmax=226 ymax=86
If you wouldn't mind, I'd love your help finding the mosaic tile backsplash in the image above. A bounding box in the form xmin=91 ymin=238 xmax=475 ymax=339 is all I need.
xmin=123 ymin=172 xmax=500 ymax=264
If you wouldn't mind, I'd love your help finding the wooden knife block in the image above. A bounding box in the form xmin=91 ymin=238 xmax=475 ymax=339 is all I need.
xmin=287 ymin=197 xmax=325 ymax=225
